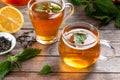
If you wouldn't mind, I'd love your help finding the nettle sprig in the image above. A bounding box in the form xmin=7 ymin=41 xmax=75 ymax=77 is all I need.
xmin=71 ymin=0 xmax=120 ymax=28
xmin=0 ymin=48 xmax=41 ymax=80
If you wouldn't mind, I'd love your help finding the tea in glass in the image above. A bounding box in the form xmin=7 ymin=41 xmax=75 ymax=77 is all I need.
xmin=1 ymin=0 xmax=30 ymax=6
xmin=28 ymin=0 xmax=74 ymax=44
xmin=59 ymin=22 xmax=115 ymax=68
xmin=59 ymin=22 xmax=100 ymax=68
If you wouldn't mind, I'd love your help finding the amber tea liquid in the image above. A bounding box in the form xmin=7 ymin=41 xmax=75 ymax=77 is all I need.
xmin=29 ymin=1 xmax=64 ymax=44
xmin=59 ymin=26 xmax=100 ymax=68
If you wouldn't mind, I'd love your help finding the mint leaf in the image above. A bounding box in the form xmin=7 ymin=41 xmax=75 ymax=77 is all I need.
xmin=7 ymin=55 xmax=20 ymax=70
xmin=74 ymin=33 xmax=87 ymax=45
xmin=90 ymin=0 xmax=118 ymax=27
xmin=35 ymin=6 xmax=46 ymax=12
xmin=94 ymin=15 xmax=111 ymax=27
xmin=52 ymin=5 xmax=61 ymax=12
xmin=71 ymin=0 xmax=120 ymax=28
xmin=116 ymin=5 xmax=120 ymax=9
xmin=93 ymin=0 xmax=118 ymax=16
xmin=0 ymin=60 xmax=12 ymax=80
xmin=17 ymin=48 xmax=41 ymax=61
xmin=48 ymin=3 xmax=52 ymax=9
xmin=85 ymin=3 xmax=92 ymax=16
xmin=0 ymin=48 xmax=41 ymax=80
xmin=39 ymin=64 xmax=52 ymax=75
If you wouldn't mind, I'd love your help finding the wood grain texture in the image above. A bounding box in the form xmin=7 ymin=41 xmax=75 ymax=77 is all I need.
xmin=4 ymin=72 xmax=120 ymax=80
xmin=0 ymin=56 xmax=119 ymax=73
xmin=0 ymin=0 xmax=120 ymax=80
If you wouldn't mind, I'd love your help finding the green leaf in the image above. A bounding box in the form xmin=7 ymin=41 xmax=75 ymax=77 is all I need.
xmin=70 ymin=0 xmax=82 ymax=6
xmin=39 ymin=64 xmax=52 ymax=75
xmin=0 ymin=48 xmax=41 ymax=80
xmin=13 ymin=62 xmax=20 ymax=70
xmin=48 ymin=3 xmax=52 ymax=9
xmin=74 ymin=33 xmax=87 ymax=45
xmin=85 ymin=3 xmax=92 ymax=16
xmin=17 ymin=48 xmax=41 ymax=61
xmin=35 ymin=6 xmax=46 ymax=12
xmin=93 ymin=0 xmax=118 ymax=16
xmin=0 ymin=60 xmax=12 ymax=80
xmin=115 ymin=12 xmax=120 ymax=28
xmin=93 ymin=15 xmax=111 ymax=27
xmin=116 ymin=5 xmax=120 ymax=9
xmin=7 ymin=55 xmax=20 ymax=70
xmin=52 ymin=5 xmax=61 ymax=12
xmin=8 ymin=55 xmax=18 ymax=64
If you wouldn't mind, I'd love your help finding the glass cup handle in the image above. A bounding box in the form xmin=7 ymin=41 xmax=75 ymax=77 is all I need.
xmin=63 ymin=3 xmax=74 ymax=22
xmin=28 ymin=0 xmax=32 ymax=8
xmin=99 ymin=40 xmax=116 ymax=60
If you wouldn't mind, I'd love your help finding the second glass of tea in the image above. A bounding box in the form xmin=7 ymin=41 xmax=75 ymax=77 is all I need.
xmin=58 ymin=22 xmax=115 ymax=68
xmin=28 ymin=0 xmax=74 ymax=44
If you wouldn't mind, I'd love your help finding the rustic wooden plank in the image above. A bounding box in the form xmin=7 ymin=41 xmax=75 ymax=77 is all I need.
xmin=4 ymin=72 xmax=120 ymax=80
xmin=19 ymin=57 xmax=120 ymax=72
xmin=0 ymin=56 xmax=118 ymax=72
xmin=0 ymin=55 xmax=7 ymax=62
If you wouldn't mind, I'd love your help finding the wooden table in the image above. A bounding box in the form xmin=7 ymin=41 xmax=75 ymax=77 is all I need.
xmin=0 ymin=1 xmax=120 ymax=80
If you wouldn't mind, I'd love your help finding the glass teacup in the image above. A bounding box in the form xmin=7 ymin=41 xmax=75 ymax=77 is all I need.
xmin=28 ymin=0 xmax=74 ymax=44
xmin=58 ymin=22 xmax=115 ymax=68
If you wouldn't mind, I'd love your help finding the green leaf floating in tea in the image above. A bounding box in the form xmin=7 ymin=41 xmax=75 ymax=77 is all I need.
xmin=35 ymin=6 xmax=46 ymax=12
xmin=74 ymin=33 xmax=87 ymax=45
xmin=52 ymin=5 xmax=61 ymax=12
xmin=34 ymin=2 xmax=61 ymax=13
xmin=48 ymin=3 xmax=52 ymax=9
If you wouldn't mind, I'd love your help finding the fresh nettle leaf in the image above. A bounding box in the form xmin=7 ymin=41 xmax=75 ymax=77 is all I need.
xmin=116 ymin=5 xmax=120 ymax=9
xmin=7 ymin=55 xmax=20 ymax=69
xmin=39 ymin=64 xmax=52 ymax=75
xmin=8 ymin=55 xmax=18 ymax=64
xmin=48 ymin=3 xmax=52 ymax=9
xmin=93 ymin=15 xmax=111 ymax=27
xmin=92 ymin=0 xmax=120 ymax=27
xmin=71 ymin=0 xmax=120 ymax=28
xmin=0 ymin=60 xmax=12 ymax=80
xmin=17 ymin=48 xmax=41 ymax=61
xmin=35 ymin=6 xmax=46 ymax=12
xmin=74 ymin=33 xmax=87 ymax=45
xmin=0 ymin=48 xmax=41 ymax=80
xmin=93 ymin=0 xmax=118 ymax=16
xmin=52 ymin=5 xmax=61 ymax=12
xmin=85 ymin=3 xmax=92 ymax=16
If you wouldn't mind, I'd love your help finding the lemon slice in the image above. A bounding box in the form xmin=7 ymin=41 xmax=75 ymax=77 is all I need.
xmin=0 ymin=6 xmax=24 ymax=33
